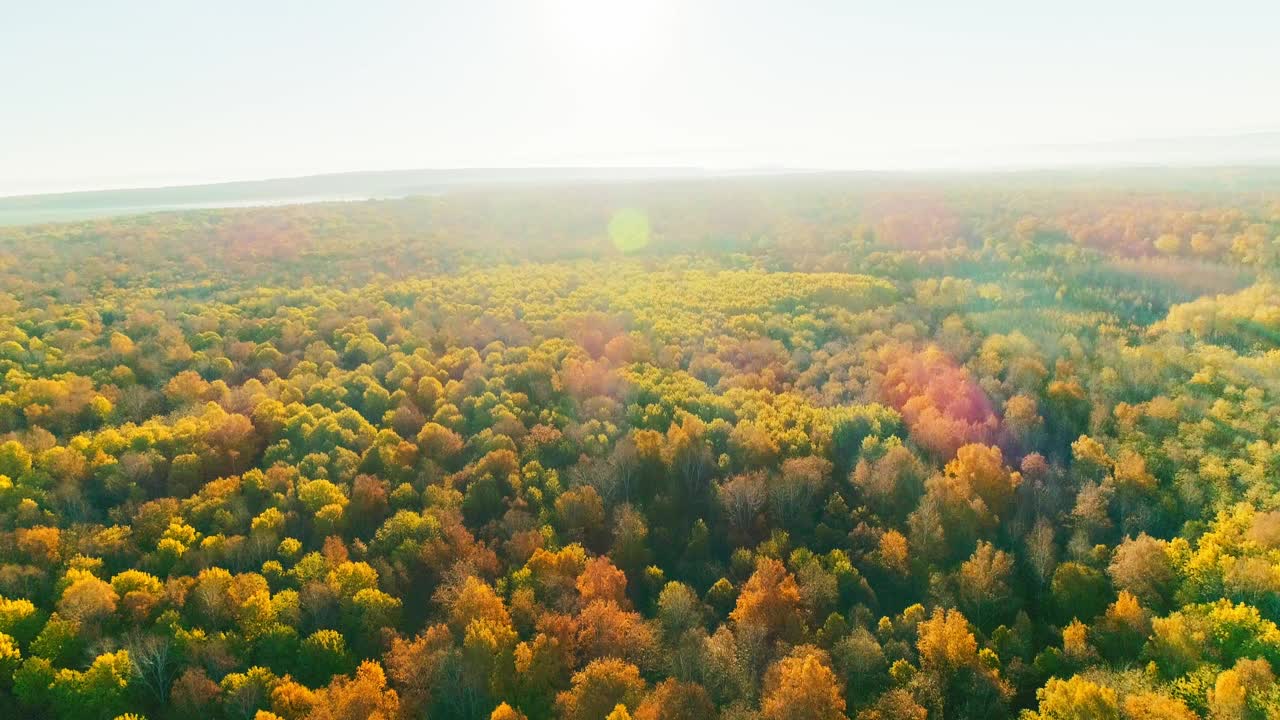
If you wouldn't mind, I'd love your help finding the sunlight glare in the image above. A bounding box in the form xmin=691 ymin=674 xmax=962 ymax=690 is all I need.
xmin=540 ymin=0 xmax=672 ymax=79
xmin=608 ymin=208 xmax=651 ymax=253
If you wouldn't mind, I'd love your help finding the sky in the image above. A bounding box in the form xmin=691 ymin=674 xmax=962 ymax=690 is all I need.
xmin=3 ymin=0 xmax=1279 ymax=195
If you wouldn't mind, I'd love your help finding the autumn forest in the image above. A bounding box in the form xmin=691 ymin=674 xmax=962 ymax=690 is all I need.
xmin=0 ymin=171 xmax=1278 ymax=720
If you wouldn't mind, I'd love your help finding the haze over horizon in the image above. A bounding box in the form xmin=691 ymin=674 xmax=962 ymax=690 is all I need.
xmin=4 ymin=4 xmax=1280 ymax=717
xmin=4 ymin=0 xmax=1279 ymax=196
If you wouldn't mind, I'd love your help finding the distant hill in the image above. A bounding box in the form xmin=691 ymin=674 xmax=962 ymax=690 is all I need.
xmin=0 ymin=167 xmax=714 ymax=226
xmin=1010 ymin=131 xmax=1280 ymax=169
xmin=3 ymin=132 xmax=1280 ymax=227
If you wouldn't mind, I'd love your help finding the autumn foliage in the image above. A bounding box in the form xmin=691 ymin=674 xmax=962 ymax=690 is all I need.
xmin=0 ymin=174 xmax=1278 ymax=718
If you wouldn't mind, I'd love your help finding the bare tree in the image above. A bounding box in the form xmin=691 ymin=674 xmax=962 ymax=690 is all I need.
xmin=128 ymin=631 xmax=178 ymax=705
xmin=719 ymin=473 xmax=766 ymax=541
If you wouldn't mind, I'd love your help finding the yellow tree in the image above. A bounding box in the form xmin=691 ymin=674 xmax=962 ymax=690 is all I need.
xmin=916 ymin=608 xmax=978 ymax=673
xmin=1028 ymin=676 xmax=1118 ymax=720
xmin=633 ymin=679 xmax=716 ymax=720
xmin=761 ymin=648 xmax=847 ymax=720
xmin=729 ymin=557 xmax=804 ymax=642
xmin=489 ymin=702 xmax=528 ymax=720
xmin=448 ymin=576 xmax=512 ymax=637
xmin=577 ymin=556 xmax=629 ymax=607
xmin=1207 ymin=658 xmax=1275 ymax=720
xmin=555 ymin=658 xmax=646 ymax=720
xmin=306 ymin=660 xmax=400 ymax=720
xmin=1119 ymin=692 xmax=1198 ymax=720
xmin=944 ymin=443 xmax=1019 ymax=519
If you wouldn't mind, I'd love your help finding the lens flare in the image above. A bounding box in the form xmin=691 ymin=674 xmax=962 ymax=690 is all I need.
xmin=608 ymin=208 xmax=650 ymax=253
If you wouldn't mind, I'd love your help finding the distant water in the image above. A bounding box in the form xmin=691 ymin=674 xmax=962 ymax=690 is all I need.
xmin=115 ymin=193 xmax=395 ymax=210
xmin=0 ymin=193 xmax=411 ymax=227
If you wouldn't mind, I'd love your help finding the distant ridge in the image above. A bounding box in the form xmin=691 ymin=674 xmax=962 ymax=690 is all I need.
xmin=0 ymin=167 xmax=723 ymax=226
xmin=3 ymin=130 xmax=1280 ymax=227
xmin=1008 ymin=130 xmax=1280 ymax=169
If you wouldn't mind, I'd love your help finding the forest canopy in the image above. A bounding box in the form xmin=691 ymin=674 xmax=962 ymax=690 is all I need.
xmin=0 ymin=172 xmax=1277 ymax=719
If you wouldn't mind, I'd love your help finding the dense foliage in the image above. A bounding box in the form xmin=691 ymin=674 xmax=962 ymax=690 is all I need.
xmin=0 ymin=174 xmax=1278 ymax=719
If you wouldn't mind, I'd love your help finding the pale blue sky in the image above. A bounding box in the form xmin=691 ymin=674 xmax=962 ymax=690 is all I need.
xmin=3 ymin=0 xmax=1278 ymax=194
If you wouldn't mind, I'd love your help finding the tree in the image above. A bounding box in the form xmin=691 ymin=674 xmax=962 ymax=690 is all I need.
xmin=171 ymin=667 xmax=221 ymax=718
xmin=555 ymin=659 xmax=646 ymax=720
xmin=1207 ymin=657 xmax=1277 ymax=720
xmin=382 ymin=625 xmax=453 ymax=715
xmin=1107 ymin=534 xmax=1174 ymax=611
xmin=575 ymin=600 xmax=659 ymax=669
xmin=221 ymin=666 xmax=280 ymax=720
xmin=300 ymin=630 xmax=353 ymax=686
xmin=344 ymin=588 xmax=402 ymax=645
xmin=916 ymin=607 xmax=1012 ymax=718
xmin=1147 ymin=600 xmax=1280 ymax=678
xmin=15 ymin=526 xmax=60 ymax=565
xmin=349 ymin=474 xmax=390 ymax=536
xmin=577 ymin=556 xmax=629 ymax=607
xmin=609 ymin=505 xmax=653 ymax=576
xmin=856 ymin=689 xmax=927 ymax=720
xmin=0 ymin=596 xmax=43 ymax=645
xmin=729 ymin=557 xmax=804 ymax=642
xmin=944 ymin=443 xmax=1019 ymax=519
xmin=831 ymin=628 xmax=886 ymax=701
xmin=31 ymin=614 xmax=83 ymax=667
xmin=771 ymin=456 xmax=832 ymax=531
xmin=1092 ymin=591 xmax=1150 ymax=662
xmin=0 ymin=631 xmax=21 ymax=688
xmin=13 ymin=655 xmax=56 ymax=711
xmin=1119 ymin=692 xmax=1198 ymax=720
xmin=1025 ymin=517 xmax=1058 ymax=587
xmin=447 ymin=576 xmax=512 ymax=637
xmin=49 ymin=650 xmax=134 ymax=720
xmin=417 ymin=422 xmax=464 ymax=465
xmin=489 ymin=702 xmax=528 ymax=720
xmin=1003 ymin=394 xmax=1045 ymax=449
xmin=656 ymin=582 xmax=706 ymax=642
xmin=851 ymin=443 xmax=927 ymax=521
xmin=0 ymin=440 xmax=33 ymax=478
xmin=761 ymin=648 xmax=847 ymax=720
xmin=917 ymin=608 xmax=979 ymax=673
xmin=957 ymin=541 xmax=1015 ymax=629
xmin=56 ymin=571 xmax=118 ymax=626
xmin=307 ymin=660 xmax=400 ymax=720
xmin=125 ymin=632 xmax=178 ymax=705
xmin=1154 ymin=233 xmax=1182 ymax=255
xmin=270 ymin=677 xmax=319 ymax=718
xmin=718 ymin=473 xmax=766 ymax=543
xmin=1051 ymin=563 xmax=1111 ymax=624
xmin=1027 ymin=675 xmax=1119 ymax=720
xmin=555 ymin=485 xmax=606 ymax=544
xmin=1060 ymin=618 xmax=1097 ymax=666
xmin=634 ymin=679 xmax=717 ymax=720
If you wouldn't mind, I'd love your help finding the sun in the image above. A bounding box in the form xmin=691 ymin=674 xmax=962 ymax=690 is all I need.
xmin=539 ymin=0 xmax=672 ymax=76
